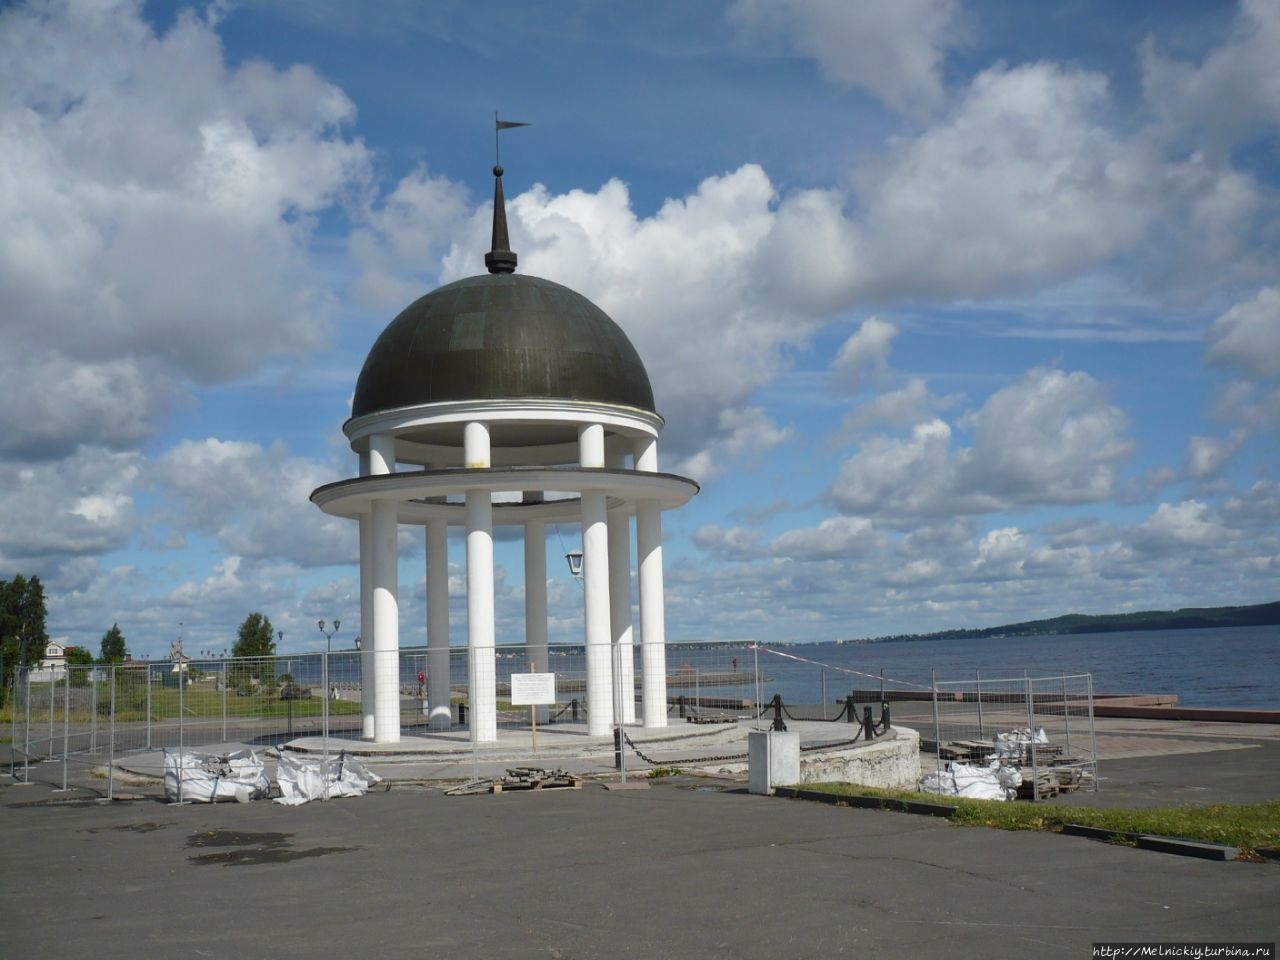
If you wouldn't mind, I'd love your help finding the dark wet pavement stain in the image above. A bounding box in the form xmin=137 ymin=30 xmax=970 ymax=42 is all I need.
xmin=81 ymin=821 xmax=176 ymax=835
xmin=188 ymin=829 xmax=292 ymax=849
xmin=186 ymin=828 xmax=354 ymax=866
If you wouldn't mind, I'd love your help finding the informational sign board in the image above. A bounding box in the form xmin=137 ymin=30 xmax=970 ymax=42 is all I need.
xmin=509 ymin=672 xmax=556 ymax=706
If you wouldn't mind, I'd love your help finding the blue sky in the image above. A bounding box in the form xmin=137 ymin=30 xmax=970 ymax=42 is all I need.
xmin=1 ymin=0 xmax=1277 ymax=659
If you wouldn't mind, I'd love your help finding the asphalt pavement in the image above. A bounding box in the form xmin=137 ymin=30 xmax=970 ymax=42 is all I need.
xmin=2 ymin=733 xmax=1276 ymax=960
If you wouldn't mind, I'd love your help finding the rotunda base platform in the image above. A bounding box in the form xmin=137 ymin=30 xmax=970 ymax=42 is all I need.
xmin=279 ymin=721 xmax=921 ymax=790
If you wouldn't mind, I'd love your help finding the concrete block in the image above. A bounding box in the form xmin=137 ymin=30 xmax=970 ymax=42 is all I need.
xmin=748 ymin=731 xmax=800 ymax=795
xmin=798 ymin=727 xmax=921 ymax=790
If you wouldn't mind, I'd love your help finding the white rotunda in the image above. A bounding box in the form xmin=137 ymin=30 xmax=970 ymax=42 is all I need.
xmin=311 ymin=165 xmax=699 ymax=743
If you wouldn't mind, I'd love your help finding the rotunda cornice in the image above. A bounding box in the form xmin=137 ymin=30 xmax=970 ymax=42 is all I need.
xmin=311 ymin=465 xmax=698 ymax=522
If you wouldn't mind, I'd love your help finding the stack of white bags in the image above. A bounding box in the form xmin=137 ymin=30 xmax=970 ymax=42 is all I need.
xmin=163 ymin=749 xmax=381 ymax=805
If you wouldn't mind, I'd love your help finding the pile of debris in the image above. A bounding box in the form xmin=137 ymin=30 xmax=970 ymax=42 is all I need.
xmin=445 ymin=767 xmax=582 ymax=796
xmin=920 ymin=728 xmax=1091 ymax=802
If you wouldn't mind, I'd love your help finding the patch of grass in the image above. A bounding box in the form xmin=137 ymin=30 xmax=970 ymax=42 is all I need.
xmin=800 ymin=783 xmax=1280 ymax=857
xmin=647 ymin=767 xmax=683 ymax=779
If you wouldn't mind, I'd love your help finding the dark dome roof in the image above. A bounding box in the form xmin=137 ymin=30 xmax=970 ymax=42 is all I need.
xmin=352 ymin=273 xmax=655 ymax=419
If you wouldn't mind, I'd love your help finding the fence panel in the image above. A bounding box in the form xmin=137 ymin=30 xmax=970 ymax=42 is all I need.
xmin=929 ymin=672 xmax=1097 ymax=800
xmin=7 ymin=650 xmax=1093 ymax=802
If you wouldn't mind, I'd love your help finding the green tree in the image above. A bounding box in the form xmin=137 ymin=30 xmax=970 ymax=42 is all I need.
xmin=100 ymin=623 xmax=128 ymax=663
xmin=1 ymin=574 xmax=49 ymax=707
xmin=229 ymin=613 xmax=277 ymax=690
xmin=232 ymin=613 xmax=276 ymax=659
xmin=64 ymin=645 xmax=94 ymax=687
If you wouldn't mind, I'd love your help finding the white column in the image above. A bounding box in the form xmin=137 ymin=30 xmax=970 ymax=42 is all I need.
xmin=358 ymin=452 xmax=375 ymax=740
xmin=634 ymin=435 xmax=668 ymax=728
xmin=464 ymin=422 xmax=497 ymax=743
xmin=369 ymin=435 xmax=400 ymax=743
xmin=523 ymin=513 xmax=548 ymax=723
xmin=580 ymin=423 xmax=613 ymax=735
xmin=607 ymin=451 xmax=636 ymax=724
xmin=426 ymin=518 xmax=451 ymax=730
xmin=579 ymin=422 xmax=606 ymax=471
xmin=369 ymin=433 xmax=396 ymax=475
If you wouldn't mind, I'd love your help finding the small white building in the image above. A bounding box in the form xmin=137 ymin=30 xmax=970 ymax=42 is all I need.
xmin=30 ymin=639 xmax=67 ymax=682
xmin=311 ymin=165 xmax=698 ymax=743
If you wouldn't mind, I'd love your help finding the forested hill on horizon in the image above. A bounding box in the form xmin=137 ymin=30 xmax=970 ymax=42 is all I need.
xmin=848 ymin=601 xmax=1280 ymax=645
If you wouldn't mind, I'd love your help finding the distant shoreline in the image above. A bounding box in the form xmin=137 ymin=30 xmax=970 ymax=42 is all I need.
xmin=837 ymin=600 xmax=1280 ymax=646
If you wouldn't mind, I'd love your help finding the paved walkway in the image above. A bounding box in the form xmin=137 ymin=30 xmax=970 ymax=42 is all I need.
xmin=2 ymin=768 xmax=1275 ymax=960
xmin=4 ymin=714 xmax=1276 ymax=958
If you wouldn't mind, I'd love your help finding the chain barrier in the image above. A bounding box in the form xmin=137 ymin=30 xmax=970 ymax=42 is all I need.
xmin=547 ymin=699 xmax=581 ymax=722
xmin=780 ymin=699 xmax=850 ymax=723
xmin=619 ymin=692 xmax=893 ymax=768
xmin=621 ymin=730 xmax=750 ymax=767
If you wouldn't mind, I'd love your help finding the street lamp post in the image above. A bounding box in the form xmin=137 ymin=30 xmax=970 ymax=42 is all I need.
xmin=319 ymin=620 xmax=340 ymax=702
xmin=318 ymin=620 xmax=340 ymax=654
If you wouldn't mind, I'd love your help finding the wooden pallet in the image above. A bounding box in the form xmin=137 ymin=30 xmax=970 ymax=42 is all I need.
xmin=1016 ymin=773 xmax=1059 ymax=800
xmin=491 ymin=767 xmax=582 ymax=794
xmin=444 ymin=779 xmax=495 ymax=797
xmin=938 ymin=739 xmax=995 ymax=761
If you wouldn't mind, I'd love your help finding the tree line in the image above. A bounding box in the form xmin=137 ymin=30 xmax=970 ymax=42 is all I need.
xmin=841 ymin=600 xmax=1280 ymax=645
xmin=1 ymin=571 xmax=283 ymax=705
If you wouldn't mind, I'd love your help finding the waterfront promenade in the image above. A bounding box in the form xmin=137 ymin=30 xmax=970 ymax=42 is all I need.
xmin=2 ymin=714 xmax=1276 ymax=958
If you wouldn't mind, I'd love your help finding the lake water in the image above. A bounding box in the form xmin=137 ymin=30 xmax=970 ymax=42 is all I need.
xmin=753 ymin=625 xmax=1280 ymax=711
xmin=269 ymin=624 xmax=1279 ymax=711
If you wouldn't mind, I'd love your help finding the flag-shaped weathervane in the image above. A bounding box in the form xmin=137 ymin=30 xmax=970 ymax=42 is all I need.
xmin=495 ymin=113 xmax=530 ymax=165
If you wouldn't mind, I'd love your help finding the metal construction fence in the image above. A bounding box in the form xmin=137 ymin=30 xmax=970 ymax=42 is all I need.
xmin=926 ymin=672 xmax=1098 ymax=800
xmin=5 ymin=643 xmax=1095 ymax=801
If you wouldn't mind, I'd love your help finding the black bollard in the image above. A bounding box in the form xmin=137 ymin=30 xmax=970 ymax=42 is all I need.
xmin=862 ymin=705 xmax=874 ymax=740
xmin=571 ymin=698 xmax=579 ymax=723
xmin=614 ymin=728 xmax=623 ymax=770
xmin=881 ymin=700 xmax=891 ymax=732
xmin=458 ymin=701 xmax=467 ymax=726
xmin=678 ymin=695 xmax=687 ymax=719
xmin=845 ymin=694 xmax=857 ymax=723
xmin=771 ymin=694 xmax=787 ymax=732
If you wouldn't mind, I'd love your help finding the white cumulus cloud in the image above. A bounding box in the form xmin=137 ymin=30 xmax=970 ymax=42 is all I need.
xmin=1141 ymin=0 xmax=1280 ymax=152
xmin=0 ymin=0 xmax=372 ymax=457
xmin=831 ymin=368 xmax=1132 ymax=520
xmin=1206 ymin=287 xmax=1280 ymax=380
xmin=152 ymin=438 xmax=357 ymax=567
xmin=728 ymin=0 xmax=964 ymax=117
xmin=832 ymin=317 xmax=897 ymax=390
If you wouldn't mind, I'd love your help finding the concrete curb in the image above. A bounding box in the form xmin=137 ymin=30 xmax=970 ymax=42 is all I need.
xmin=1134 ymin=835 xmax=1238 ymax=860
xmin=773 ymin=786 xmax=956 ymax=819
xmin=1061 ymin=823 xmax=1240 ymax=860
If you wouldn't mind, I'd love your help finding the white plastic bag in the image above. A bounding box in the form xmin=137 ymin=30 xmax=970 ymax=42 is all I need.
xmin=990 ymin=727 xmax=1049 ymax=759
xmin=273 ymin=752 xmax=382 ymax=805
xmin=918 ymin=759 xmax=1020 ymax=801
xmin=918 ymin=769 xmax=956 ymax=795
xmin=951 ymin=762 xmax=1013 ymax=801
xmin=164 ymin=749 xmax=269 ymax=803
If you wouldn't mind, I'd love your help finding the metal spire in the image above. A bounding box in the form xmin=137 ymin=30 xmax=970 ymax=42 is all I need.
xmin=485 ymin=163 xmax=517 ymax=274
xmin=486 ymin=114 xmax=528 ymax=275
